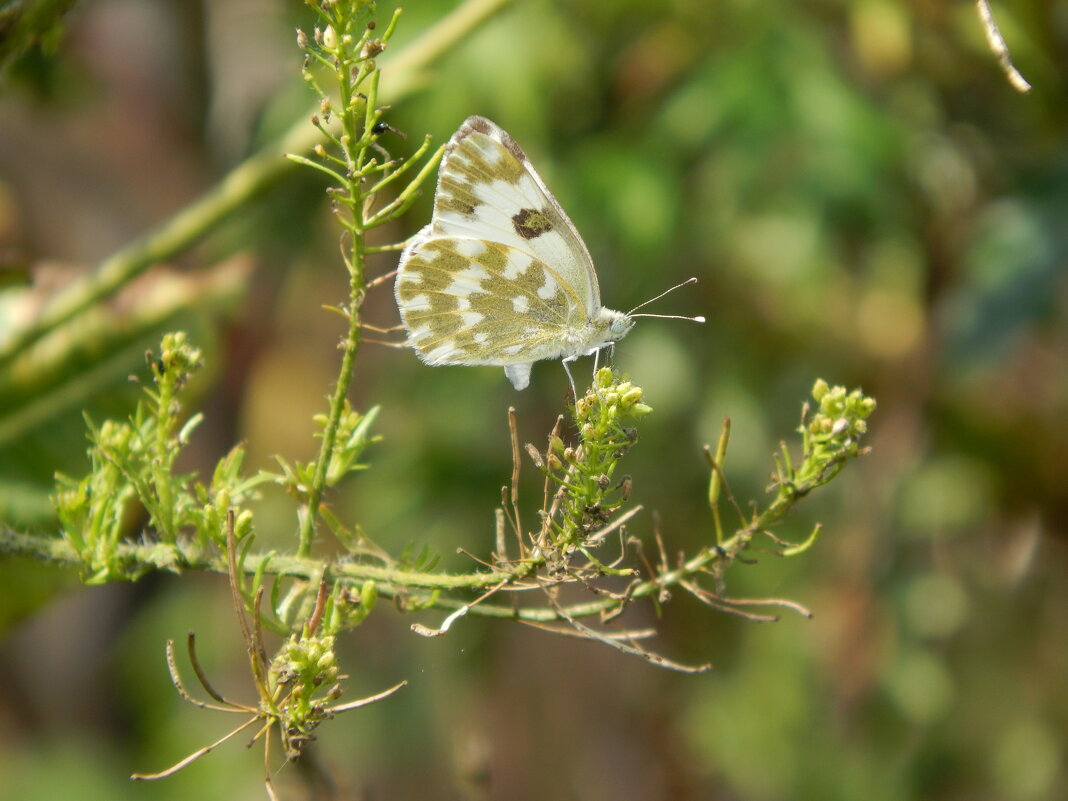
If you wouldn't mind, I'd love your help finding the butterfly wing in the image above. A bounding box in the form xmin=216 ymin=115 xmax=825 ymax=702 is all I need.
xmin=395 ymin=235 xmax=591 ymax=388
xmin=429 ymin=117 xmax=600 ymax=313
xmin=396 ymin=117 xmax=604 ymax=388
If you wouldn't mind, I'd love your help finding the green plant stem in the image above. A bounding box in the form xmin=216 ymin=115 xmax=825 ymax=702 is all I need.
xmin=298 ymin=265 xmax=364 ymax=558
xmin=0 ymin=524 xmax=710 ymax=623
xmin=2 ymin=526 xmax=512 ymax=588
xmin=0 ymin=0 xmax=512 ymax=371
xmin=3 ymin=452 xmax=822 ymax=624
xmin=296 ymin=12 xmax=374 ymax=558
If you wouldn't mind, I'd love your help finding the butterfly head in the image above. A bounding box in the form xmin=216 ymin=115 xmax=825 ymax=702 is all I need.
xmin=564 ymin=308 xmax=633 ymax=383
xmin=590 ymin=307 xmax=635 ymax=351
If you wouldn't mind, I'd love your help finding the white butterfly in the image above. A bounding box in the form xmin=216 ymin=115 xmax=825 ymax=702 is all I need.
xmin=394 ymin=116 xmax=699 ymax=390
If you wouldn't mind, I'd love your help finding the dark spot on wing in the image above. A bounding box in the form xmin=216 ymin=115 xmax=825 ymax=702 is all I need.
xmin=512 ymin=208 xmax=554 ymax=240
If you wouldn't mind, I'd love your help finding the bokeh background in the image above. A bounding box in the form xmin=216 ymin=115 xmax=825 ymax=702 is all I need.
xmin=1 ymin=0 xmax=1066 ymax=799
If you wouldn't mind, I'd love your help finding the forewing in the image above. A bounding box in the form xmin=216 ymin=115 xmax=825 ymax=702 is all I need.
xmin=428 ymin=116 xmax=601 ymax=315
xmin=395 ymin=234 xmax=586 ymax=367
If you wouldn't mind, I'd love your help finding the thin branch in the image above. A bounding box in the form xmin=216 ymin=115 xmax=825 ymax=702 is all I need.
xmin=185 ymin=634 xmax=247 ymax=710
xmin=226 ymin=511 xmax=256 ymax=660
xmin=520 ymin=620 xmax=657 ymax=641
xmin=541 ymin=584 xmax=712 ymax=673
xmin=306 ymin=577 xmax=330 ymax=636
xmin=975 ymin=0 xmax=1032 ymax=93
xmin=326 ymin=679 xmax=408 ymax=714
xmin=1 ymin=526 xmax=514 ymax=589
xmin=130 ymin=715 xmax=262 ymax=781
xmin=163 ymin=638 xmax=244 ymax=713
xmin=682 ymin=569 xmax=813 ymax=617
xmin=410 ymin=577 xmax=514 ymax=637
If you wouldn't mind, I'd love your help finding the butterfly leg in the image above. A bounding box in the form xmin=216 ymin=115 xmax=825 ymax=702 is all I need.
xmin=590 ymin=344 xmax=615 ymax=383
xmin=561 ymin=358 xmax=577 ymax=399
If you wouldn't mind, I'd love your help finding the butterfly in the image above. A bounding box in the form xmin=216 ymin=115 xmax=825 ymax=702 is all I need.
xmin=394 ymin=116 xmax=700 ymax=391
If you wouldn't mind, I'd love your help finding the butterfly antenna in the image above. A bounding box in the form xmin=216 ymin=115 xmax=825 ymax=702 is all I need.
xmin=630 ymin=313 xmax=706 ymax=322
xmin=627 ymin=277 xmax=705 ymax=323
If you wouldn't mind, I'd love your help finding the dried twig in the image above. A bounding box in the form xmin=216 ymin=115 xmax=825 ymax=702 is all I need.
xmin=976 ymin=0 xmax=1032 ymax=93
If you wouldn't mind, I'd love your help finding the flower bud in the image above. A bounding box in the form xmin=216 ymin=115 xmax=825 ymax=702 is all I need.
xmin=811 ymin=378 xmax=829 ymax=402
xmin=235 ymin=509 xmax=254 ymax=539
xmin=630 ymin=402 xmax=653 ymax=418
xmin=360 ymin=580 xmax=378 ymax=614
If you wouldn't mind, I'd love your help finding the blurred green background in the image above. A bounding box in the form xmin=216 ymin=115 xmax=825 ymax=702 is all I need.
xmin=1 ymin=0 xmax=1066 ymax=799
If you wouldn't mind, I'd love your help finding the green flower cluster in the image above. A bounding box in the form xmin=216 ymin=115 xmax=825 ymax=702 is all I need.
xmin=808 ymin=379 xmax=876 ymax=444
xmin=270 ymin=632 xmax=342 ymax=757
xmin=576 ymin=366 xmax=653 ymax=421
xmin=543 ymin=369 xmax=651 ymax=555
xmin=274 ymin=633 xmax=340 ymax=691
xmin=776 ymin=379 xmax=877 ymax=500
xmin=54 ymin=333 xmax=224 ymax=582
